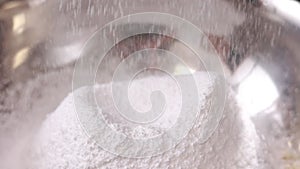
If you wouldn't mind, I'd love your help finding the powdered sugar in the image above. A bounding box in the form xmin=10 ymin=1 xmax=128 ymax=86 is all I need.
xmin=27 ymin=72 xmax=261 ymax=169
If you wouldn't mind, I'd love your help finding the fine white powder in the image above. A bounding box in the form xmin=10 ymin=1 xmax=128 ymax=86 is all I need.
xmin=26 ymin=72 xmax=261 ymax=169
xmin=0 ymin=68 xmax=74 ymax=169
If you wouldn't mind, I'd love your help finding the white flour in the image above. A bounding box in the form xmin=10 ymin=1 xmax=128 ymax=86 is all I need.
xmin=25 ymin=72 xmax=261 ymax=169
xmin=0 ymin=68 xmax=74 ymax=169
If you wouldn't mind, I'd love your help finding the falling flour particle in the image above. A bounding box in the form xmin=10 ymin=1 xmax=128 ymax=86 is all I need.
xmin=28 ymin=72 xmax=262 ymax=169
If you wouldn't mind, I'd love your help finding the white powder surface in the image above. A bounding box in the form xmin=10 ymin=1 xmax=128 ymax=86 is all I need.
xmin=25 ymin=72 xmax=262 ymax=169
xmin=93 ymin=72 xmax=214 ymax=140
xmin=0 ymin=68 xmax=74 ymax=169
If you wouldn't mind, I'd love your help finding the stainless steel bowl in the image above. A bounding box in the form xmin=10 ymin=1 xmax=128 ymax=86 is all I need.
xmin=1 ymin=0 xmax=300 ymax=168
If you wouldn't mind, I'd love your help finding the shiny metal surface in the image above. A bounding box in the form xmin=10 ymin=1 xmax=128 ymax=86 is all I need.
xmin=1 ymin=0 xmax=300 ymax=168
